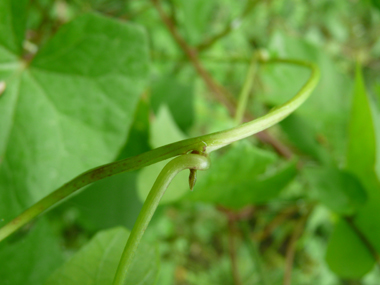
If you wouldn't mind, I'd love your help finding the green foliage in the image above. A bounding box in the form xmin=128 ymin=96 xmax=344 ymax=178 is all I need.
xmin=326 ymin=219 xmax=375 ymax=279
xmin=188 ymin=141 xmax=296 ymax=209
xmin=260 ymin=32 xmax=352 ymax=162
xmin=0 ymin=219 xmax=63 ymax=285
xmin=325 ymin=66 xmax=380 ymax=277
xmin=137 ymin=106 xmax=189 ymax=204
xmin=349 ymin=66 xmax=380 ymax=246
xmin=306 ymin=166 xmax=367 ymax=215
xmin=1 ymin=0 xmax=380 ymax=284
xmin=172 ymin=0 xmax=216 ymax=45
xmin=65 ymin=98 xmax=151 ymax=231
xmin=151 ymin=76 xmax=195 ymax=132
xmin=347 ymin=67 xmax=378 ymax=183
xmin=280 ymin=114 xmax=329 ymax=163
xmin=0 ymin=0 xmax=149 ymax=222
xmin=46 ymin=227 xmax=160 ymax=284
xmin=69 ymin=172 xmax=142 ymax=231
xmin=371 ymin=0 xmax=380 ymax=11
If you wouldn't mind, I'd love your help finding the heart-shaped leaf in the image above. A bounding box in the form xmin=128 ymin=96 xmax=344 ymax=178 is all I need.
xmin=0 ymin=1 xmax=149 ymax=222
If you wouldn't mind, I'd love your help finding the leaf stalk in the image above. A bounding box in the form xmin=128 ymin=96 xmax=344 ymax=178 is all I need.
xmin=113 ymin=154 xmax=210 ymax=285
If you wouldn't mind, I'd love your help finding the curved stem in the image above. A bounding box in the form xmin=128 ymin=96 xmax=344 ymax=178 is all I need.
xmin=113 ymin=154 xmax=210 ymax=285
xmin=0 ymin=58 xmax=320 ymax=243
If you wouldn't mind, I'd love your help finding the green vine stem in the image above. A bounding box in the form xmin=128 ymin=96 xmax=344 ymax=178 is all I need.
xmin=113 ymin=153 xmax=210 ymax=284
xmin=0 ymin=58 xmax=320 ymax=243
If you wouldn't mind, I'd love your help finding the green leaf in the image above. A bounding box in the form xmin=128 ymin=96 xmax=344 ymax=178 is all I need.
xmin=0 ymin=0 xmax=27 ymax=58
xmin=137 ymin=105 xmax=189 ymax=204
xmin=345 ymin=66 xmax=380 ymax=253
xmin=260 ymin=32 xmax=352 ymax=162
xmin=327 ymin=66 xmax=380 ymax=279
xmin=305 ymin=166 xmax=367 ymax=215
xmin=326 ymin=219 xmax=375 ymax=279
xmin=118 ymin=97 xmax=151 ymax=160
xmin=346 ymin=66 xmax=377 ymax=181
xmin=280 ymin=114 xmax=329 ymax=163
xmin=0 ymin=219 xmax=64 ymax=284
xmin=46 ymin=227 xmax=160 ymax=285
xmin=188 ymin=141 xmax=296 ymax=209
xmin=0 ymin=12 xmax=149 ymax=221
xmin=70 ymin=172 xmax=143 ymax=231
xmin=371 ymin=0 xmax=380 ymax=11
xmin=150 ymin=105 xmax=187 ymax=149
xmin=151 ymin=76 xmax=194 ymax=132
xmin=67 ymin=98 xmax=151 ymax=231
xmin=173 ymin=0 xmax=216 ymax=45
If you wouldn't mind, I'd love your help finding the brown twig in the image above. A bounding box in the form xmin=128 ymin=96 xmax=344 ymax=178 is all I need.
xmin=151 ymin=52 xmax=252 ymax=64
xmin=217 ymin=206 xmax=253 ymax=285
xmin=151 ymin=0 xmax=293 ymax=159
xmin=151 ymin=0 xmax=236 ymax=111
xmin=218 ymin=205 xmax=254 ymax=221
xmin=167 ymin=0 xmax=179 ymax=26
xmin=283 ymin=207 xmax=313 ymax=285
xmin=254 ymin=205 xmax=299 ymax=242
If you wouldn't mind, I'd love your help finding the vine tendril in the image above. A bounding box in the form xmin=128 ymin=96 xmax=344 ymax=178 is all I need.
xmin=113 ymin=153 xmax=210 ymax=284
xmin=0 ymin=58 xmax=320 ymax=243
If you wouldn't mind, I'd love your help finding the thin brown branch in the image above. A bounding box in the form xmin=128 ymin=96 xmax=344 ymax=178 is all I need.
xmin=151 ymin=0 xmax=293 ymax=159
xmin=196 ymin=20 xmax=235 ymax=52
xmin=218 ymin=205 xmax=254 ymax=221
xmin=217 ymin=206 xmax=253 ymax=285
xmin=167 ymin=0 xmax=179 ymax=26
xmin=254 ymin=205 xmax=299 ymax=242
xmin=283 ymin=207 xmax=313 ymax=285
xmin=151 ymin=0 xmax=236 ymax=111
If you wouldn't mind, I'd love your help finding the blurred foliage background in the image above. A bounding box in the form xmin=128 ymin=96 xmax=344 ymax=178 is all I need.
xmin=1 ymin=0 xmax=380 ymax=284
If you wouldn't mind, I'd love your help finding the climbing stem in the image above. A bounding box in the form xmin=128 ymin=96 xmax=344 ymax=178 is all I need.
xmin=0 ymin=57 xmax=320 ymax=243
xmin=113 ymin=154 xmax=210 ymax=285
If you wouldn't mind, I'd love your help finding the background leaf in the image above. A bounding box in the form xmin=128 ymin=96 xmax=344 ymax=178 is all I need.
xmin=259 ymin=32 xmax=352 ymax=162
xmin=188 ymin=141 xmax=296 ymax=209
xmin=371 ymin=0 xmax=380 ymax=11
xmin=172 ymin=0 xmax=216 ymax=45
xmin=47 ymin=227 xmax=160 ymax=285
xmin=2 ymin=1 xmax=380 ymax=283
xmin=63 ymin=98 xmax=151 ymax=231
xmin=0 ymin=12 xmax=149 ymax=221
xmin=0 ymin=0 xmax=27 ymax=58
xmin=326 ymin=219 xmax=375 ymax=279
xmin=324 ymin=66 xmax=380 ymax=279
xmin=151 ymin=75 xmax=195 ymax=132
xmin=137 ymin=105 xmax=191 ymax=204
xmin=279 ymin=114 xmax=329 ymax=163
xmin=346 ymin=66 xmax=378 ymax=181
xmin=305 ymin=166 xmax=367 ymax=215
xmin=345 ymin=67 xmax=380 ymax=253
xmin=0 ymin=219 xmax=64 ymax=284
